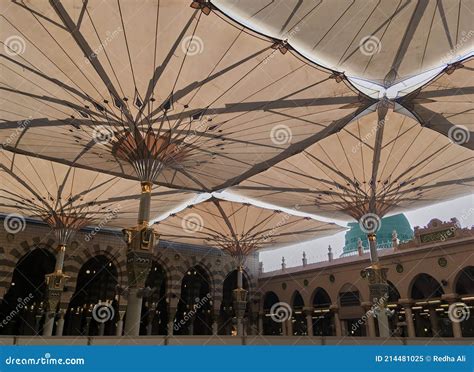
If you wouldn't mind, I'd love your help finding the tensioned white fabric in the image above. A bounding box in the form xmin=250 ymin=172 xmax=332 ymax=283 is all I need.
xmin=0 ymin=151 xmax=196 ymax=229
xmin=230 ymin=109 xmax=474 ymax=221
xmin=0 ymin=0 xmax=369 ymax=192
xmin=397 ymin=56 xmax=474 ymax=149
xmin=213 ymin=0 xmax=474 ymax=85
xmin=155 ymin=196 xmax=345 ymax=260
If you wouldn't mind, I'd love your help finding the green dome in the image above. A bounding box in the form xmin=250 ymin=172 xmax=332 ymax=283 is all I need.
xmin=342 ymin=213 xmax=414 ymax=256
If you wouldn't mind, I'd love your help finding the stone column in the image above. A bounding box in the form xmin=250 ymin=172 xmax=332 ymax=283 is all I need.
xmin=42 ymin=311 xmax=56 ymax=337
xmin=123 ymin=182 xmax=156 ymax=336
xmin=167 ymin=305 xmax=177 ymax=336
xmin=258 ymin=312 xmax=264 ymax=335
xmin=428 ymin=307 xmax=440 ymax=336
xmin=116 ymin=307 xmax=126 ymax=336
xmin=211 ymin=301 xmax=221 ymax=336
xmin=364 ymin=247 xmax=390 ymax=338
xmin=399 ymin=299 xmax=416 ymax=338
xmin=442 ymin=294 xmax=463 ymax=338
xmin=303 ymin=307 xmax=314 ymax=336
xmin=43 ymin=244 xmax=70 ymax=336
xmin=145 ymin=302 xmax=157 ymax=336
xmin=286 ymin=318 xmax=293 ymax=336
xmin=55 ymin=308 xmax=66 ymax=336
xmin=361 ymin=302 xmax=376 ymax=337
xmin=232 ymin=266 xmax=248 ymax=336
xmin=330 ymin=305 xmax=342 ymax=336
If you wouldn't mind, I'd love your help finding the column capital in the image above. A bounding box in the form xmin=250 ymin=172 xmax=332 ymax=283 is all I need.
xmin=302 ymin=307 xmax=314 ymax=316
xmin=361 ymin=301 xmax=374 ymax=309
xmin=441 ymin=293 xmax=460 ymax=303
xmin=329 ymin=304 xmax=339 ymax=312
xmin=398 ymin=298 xmax=414 ymax=306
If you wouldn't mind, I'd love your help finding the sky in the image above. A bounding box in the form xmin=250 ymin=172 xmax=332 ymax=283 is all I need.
xmin=258 ymin=194 xmax=474 ymax=272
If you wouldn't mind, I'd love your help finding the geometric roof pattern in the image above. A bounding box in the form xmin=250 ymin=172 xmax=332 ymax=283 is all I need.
xmin=0 ymin=0 xmax=371 ymax=192
xmin=214 ymin=0 xmax=474 ymax=85
xmin=0 ymin=151 xmax=196 ymax=230
xmin=155 ymin=196 xmax=345 ymax=261
xmin=397 ymin=56 xmax=474 ymax=149
xmin=230 ymin=108 xmax=474 ymax=221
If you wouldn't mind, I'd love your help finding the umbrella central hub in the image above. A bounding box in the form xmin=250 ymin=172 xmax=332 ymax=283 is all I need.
xmin=111 ymin=130 xmax=190 ymax=182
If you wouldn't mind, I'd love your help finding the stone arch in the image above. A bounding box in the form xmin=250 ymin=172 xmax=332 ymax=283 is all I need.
xmin=291 ymin=290 xmax=306 ymax=336
xmin=221 ymin=260 xmax=258 ymax=307
xmin=453 ymin=266 xmax=474 ymax=295
xmin=338 ymin=282 xmax=362 ymax=306
xmin=409 ymin=273 xmax=444 ymax=300
xmin=261 ymin=291 xmax=282 ymax=335
xmin=64 ymin=254 xmax=119 ymax=336
xmin=311 ymin=287 xmax=332 ymax=307
xmin=0 ymin=247 xmax=56 ymax=335
xmin=174 ymin=264 xmax=213 ymax=335
xmin=64 ymin=243 xmax=126 ymax=295
xmin=173 ymin=256 xmax=217 ymax=300
xmin=387 ymin=280 xmax=401 ymax=303
xmin=311 ymin=287 xmax=333 ymax=336
xmin=1 ymin=238 xmax=55 ymax=290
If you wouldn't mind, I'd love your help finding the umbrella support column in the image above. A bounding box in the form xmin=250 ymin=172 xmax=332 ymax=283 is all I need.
xmin=365 ymin=233 xmax=390 ymax=338
xmin=44 ymin=244 xmax=69 ymax=336
xmin=232 ymin=266 xmax=247 ymax=336
xmin=123 ymin=182 xmax=156 ymax=336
